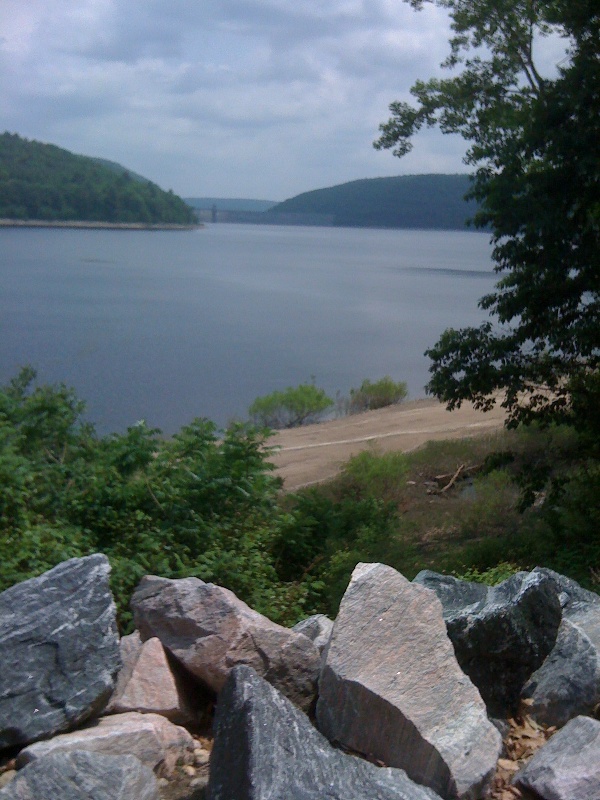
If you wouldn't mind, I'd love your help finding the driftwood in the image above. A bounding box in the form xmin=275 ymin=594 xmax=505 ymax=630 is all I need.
xmin=427 ymin=463 xmax=483 ymax=495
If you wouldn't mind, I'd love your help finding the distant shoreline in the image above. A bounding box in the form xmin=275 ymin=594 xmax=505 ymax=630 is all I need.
xmin=0 ymin=219 xmax=202 ymax=231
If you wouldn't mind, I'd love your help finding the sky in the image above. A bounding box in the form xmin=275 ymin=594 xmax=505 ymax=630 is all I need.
xmin=0 ymin=1 xmax=542 ymax=200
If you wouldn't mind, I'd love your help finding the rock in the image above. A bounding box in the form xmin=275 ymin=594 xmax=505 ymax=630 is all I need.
xmin=521 ymin=569 xmax=600 ymax=726
xmin=521 ymin=618 xmax=600 ymax=726
xmin=514 ymin=715 xmax=600 ymax=800
xmin=131 ymin=575 xmax=320 ymax=711
xmin=0 ymin=554 xmax=121 ymax=750
xmin=533 ymin=567 xmax=600 ymax=617
xmin=413 ymin=569 xmax=562 ymax=716
xmin=209 ymin=664 xmax=442 ymax=800
xmin=0 ymin=750 xmax=159 ymax=800
xmin=17 ymin=711 xmax=194 ymax=778
xmin=316 ymin=563 xmax=501 ymax=800
xmin=292 ymin=614 xmax=334 ymax=654
xmin=105 ymin=632 xmax=199 ymax=726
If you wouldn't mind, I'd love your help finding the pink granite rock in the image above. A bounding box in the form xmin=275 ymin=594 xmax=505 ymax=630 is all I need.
xmin=131 ymin=575 xmax=320 ymax=711
xmin=16 ymin=711 xmax=194 ymax=778
xmin=105 ymin=633 xmax=198 ymax=726
xmin=316 ymin=563 xmax=502 ymax=800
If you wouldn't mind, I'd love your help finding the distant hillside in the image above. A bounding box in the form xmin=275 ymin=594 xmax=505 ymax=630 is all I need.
xmin=0 ymin=132 xmax=196 ymax=225
xmin=185 ymin=197 xmax=277 ymax=212
xmin=271 ymin=174 xmax=478 ymax=230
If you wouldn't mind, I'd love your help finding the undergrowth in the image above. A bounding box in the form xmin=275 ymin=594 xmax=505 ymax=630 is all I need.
xmin=1 ymin=368 xmax=598 ymax=630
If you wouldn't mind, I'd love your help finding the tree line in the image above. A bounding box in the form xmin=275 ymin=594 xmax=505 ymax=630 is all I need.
xmin=0 ymin=132 xmax=196 ymax=225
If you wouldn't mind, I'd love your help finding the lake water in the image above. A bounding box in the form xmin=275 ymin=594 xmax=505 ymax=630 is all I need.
xmin=0 ymin=224 xmax=496 ymax=434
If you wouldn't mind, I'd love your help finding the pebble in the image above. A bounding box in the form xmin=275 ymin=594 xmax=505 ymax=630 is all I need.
xmin=194 ymin=748 xmax=210 ymax=766
xmin=0 ymin=771 xmax=16 ymax=789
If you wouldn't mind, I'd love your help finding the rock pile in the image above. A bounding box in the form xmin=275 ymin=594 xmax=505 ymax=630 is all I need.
xmin=1 ymin=554 xmax=600 ymax=800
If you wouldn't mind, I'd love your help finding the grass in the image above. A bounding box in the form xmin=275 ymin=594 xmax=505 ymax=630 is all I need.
xmin=282 ymin=421 xmax=596 ymax=616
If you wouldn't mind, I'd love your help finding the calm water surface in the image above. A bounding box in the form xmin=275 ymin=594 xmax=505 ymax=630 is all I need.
xmin=0 ymin=224 xmax=496 ymax=433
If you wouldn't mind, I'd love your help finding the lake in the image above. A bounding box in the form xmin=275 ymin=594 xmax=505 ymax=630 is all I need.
xmin=0 ymin=224 xmax=496 ymax=434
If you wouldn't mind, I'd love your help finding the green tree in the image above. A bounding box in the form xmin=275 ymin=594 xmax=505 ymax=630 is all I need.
xmin=375 ymin=0 xmax=600 ymax=428
xmin=249 ymin=383 xmax=334 ymax=428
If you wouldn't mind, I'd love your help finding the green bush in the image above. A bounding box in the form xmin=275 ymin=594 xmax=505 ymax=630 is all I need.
xmin=348 ymin=376 xmax=407 ymax=413
xmin=340 ymin=449 xmax=409 ymax=504
xmin=248 ymin=382 xmax=334 ymax=428
xmin=0 ymin=369 xmax=314 ymax=630
xmin=453 ymin=562 xmax=522 ymax=585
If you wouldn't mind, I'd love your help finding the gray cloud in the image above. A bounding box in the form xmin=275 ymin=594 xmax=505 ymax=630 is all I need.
xmin=0 ymin=0 xmax=472 ymax=198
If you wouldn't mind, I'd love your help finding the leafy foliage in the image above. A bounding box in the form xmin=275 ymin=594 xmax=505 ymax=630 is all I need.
xmin=375 ymin=0 xmax=600 ymax=430
xmin=347 ymin=376 xmax=408 ymax=413
xmin=0 ymin=369 xmax=312 ymax=630
xmin=248 ymin=383 xmax=334 ymax=428
xmin=0 ymin=132 xmax=196 ymax=224
xmin=3 ymin=370 xmax=597 ymax=632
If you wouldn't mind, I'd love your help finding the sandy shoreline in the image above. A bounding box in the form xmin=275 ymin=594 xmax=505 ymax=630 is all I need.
xmin=0 ymin=219 xmax=201 ymax=230
xmin=269 ymin=397 xmax=506 ymax=490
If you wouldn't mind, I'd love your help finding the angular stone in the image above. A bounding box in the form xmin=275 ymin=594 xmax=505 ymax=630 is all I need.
xmin=413 ymin=569 xmax=561 ymax=716
xmin=317 ymin=563 xmax=501 ymax=800
xmin=105 ymin=632 xmax=198 ymax=726
xmin=533 ymin=567 xmax=600 ymax=618
xmin=514 ymin=715 xmax=600 ymax=800
xmin=209 ymin=665 xmax=442 ymax=800
xmin=0 ymin=554 xmax=121 ymax=750
xmin=292 ymin=614 xmax=334 ymax=654
xmin=0 ymin=750 xmax=159 ymax=800
xmin=521 ymin=569 xmax=600 ymax=726
xmin=521 ymin=618 xmax=600 ymax=726
xmin=17 ymin=711 xmax=194 ymax=778
xmin=131 ymin=575 xmax=320 ymax=711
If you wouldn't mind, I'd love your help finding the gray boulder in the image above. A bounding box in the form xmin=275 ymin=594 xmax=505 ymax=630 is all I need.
xmin=0 ymin=750 xmax=159 ymax=800
xmin=17 ymin=711 xmax=194 ymax=778
xmin=521 ymin=618 xmax=600 ymax=726
xmin=521 ymin=569 xmax=600 ymax=726
xmin=316 ymin=563 xmax=501 ymax=800
xmin=533 ymin=567 xmax=600 ymax=617
xmin=292 ymin=614 xmax=333 ymax=654
xmin=413 ymin=569 xmax=562 ymax=716
xmin=209 ymin=664 xmax=442 ymax=800
xmin=131 ymin=575 xmax=320 ymax=711
xmin=0 ymin=554 xmax=121 ymax=750
xmin=514 ymin=715 xmax=600 ymax=800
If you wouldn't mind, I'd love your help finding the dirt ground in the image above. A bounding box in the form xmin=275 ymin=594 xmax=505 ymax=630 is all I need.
xmin=268 ymin=397 xmax=507 ymax=491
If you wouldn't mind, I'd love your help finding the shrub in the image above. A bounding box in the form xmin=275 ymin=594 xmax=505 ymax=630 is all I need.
xmin=248 ymin=382 xmax=334 ymax=428
xmin=0 ymin=368 xmax=315 ymax=630
xmin=347 ymin=376 xmax=407 ymax=413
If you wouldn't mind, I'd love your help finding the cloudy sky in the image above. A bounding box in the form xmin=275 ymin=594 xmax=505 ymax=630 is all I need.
xmin=1 ymin=1 xmax=478 ymax=200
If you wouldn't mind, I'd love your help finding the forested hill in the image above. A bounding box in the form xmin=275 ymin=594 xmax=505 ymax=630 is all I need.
xmin=0 ymin=132 xmax=196 ymax=225
xmin=271 ymin=174 xmax=478 ymax=230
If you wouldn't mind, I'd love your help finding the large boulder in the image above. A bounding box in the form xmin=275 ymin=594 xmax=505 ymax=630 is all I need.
xmin=0 ymin=750 xmax=159 ymax=800
xmin=316 ymin=563 xmax=501 ymax=800
xmin=17 ymin=711 xmax=194 ymax=778
xmin=0 ymin=554 xmax=121 ymax=750
xmin=209 ymin=664 xmax=442 ymax=800
xmin=514 ymin=715 xmax=600 ymax=800
xmin=0 ymin=750 xmax=158 ymax=800
xmin=105 ymin=632 xmax=199 ymax=726
xmin=131 ymin=575 xmax=320 ymax=711
xmin=521 ymin=568 xmax=600 ymax=726
xmin=521 ymin=618 xmax=600 ymax=726
xmin=413 ymin=569 xmax=562 ymax=716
